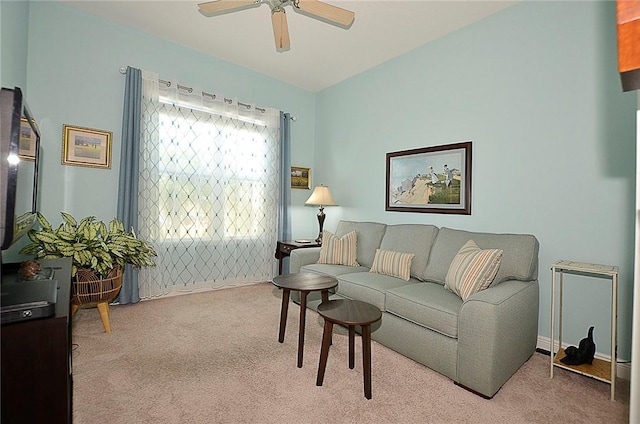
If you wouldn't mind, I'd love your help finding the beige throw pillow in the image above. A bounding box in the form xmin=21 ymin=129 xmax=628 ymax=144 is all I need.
xmin=317 ymin=230 xmax=359 ymax=266
xmin=369 ymin=249 xmax=415 ymax=281
xmin=444 ymin=240 xmax=503 ymax=300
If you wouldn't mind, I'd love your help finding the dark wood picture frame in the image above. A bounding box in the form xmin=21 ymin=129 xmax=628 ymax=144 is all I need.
xmin=386 ymin=141 xmax=472 ymax=214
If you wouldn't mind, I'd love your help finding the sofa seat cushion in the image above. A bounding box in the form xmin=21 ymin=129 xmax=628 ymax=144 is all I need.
xmin=335 ymin=272 xmax=418 ymax=311
xmin=300 ymin=263 xmax=370 ymax=277
xmin=385 ymin=283 xmax=463 ymax=338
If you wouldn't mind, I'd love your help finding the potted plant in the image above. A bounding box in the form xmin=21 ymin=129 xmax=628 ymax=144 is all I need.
xmin=21 ymin=212 xmax=156 ymax=277
xmin=20 ymin=212 xmax=157 ymax=332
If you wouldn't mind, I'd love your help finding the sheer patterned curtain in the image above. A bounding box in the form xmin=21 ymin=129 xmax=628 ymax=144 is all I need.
xmin=137 ymin=71 xmax=281 ymax=298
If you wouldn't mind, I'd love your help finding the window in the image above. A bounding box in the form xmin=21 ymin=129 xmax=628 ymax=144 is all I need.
xmin=156 ymin=105 xmax=273 ymax=241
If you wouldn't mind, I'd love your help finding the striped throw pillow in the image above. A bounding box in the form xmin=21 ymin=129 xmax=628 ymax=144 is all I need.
xmin=444 ymin=240 xmax=503 ymax=300
xmin=369 ymin=249 xmax=415 ymax=281
xmin=317 ymin=230 xmax=359 ymax=266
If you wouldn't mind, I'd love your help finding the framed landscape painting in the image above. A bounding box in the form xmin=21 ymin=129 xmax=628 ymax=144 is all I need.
xmin=291 ymin=166 xmax=311 ymax=189
xmin=62 ymin=125 xmax=112 ymax=169
xmin=386 ymin=141 xmax=472 ymax=214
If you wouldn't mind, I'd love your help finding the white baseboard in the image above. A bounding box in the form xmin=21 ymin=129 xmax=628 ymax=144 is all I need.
xmin=537 ymin=336 xmax=631 ymax=381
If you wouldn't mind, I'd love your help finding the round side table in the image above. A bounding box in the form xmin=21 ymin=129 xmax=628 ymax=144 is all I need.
xmin=315 ymin=299 xmax=382 ymax=399
xmin=272 ymin=273 xmax=338 ymax=368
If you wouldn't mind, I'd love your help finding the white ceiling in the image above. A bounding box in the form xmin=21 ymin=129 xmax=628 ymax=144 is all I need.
xmin=60 ymin=0 xmax=518 ymax=92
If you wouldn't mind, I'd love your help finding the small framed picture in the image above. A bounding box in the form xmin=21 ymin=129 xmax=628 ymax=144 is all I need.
xmin=291 ymin=166 xmax=311 ymax=189
xmin=19 ymin=117 xmax=38 ymax=160
xmin=62 ymin=124 xmax=112 ymax=169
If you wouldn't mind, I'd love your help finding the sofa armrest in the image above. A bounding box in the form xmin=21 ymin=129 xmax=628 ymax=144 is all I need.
xmin=289 ymin=247 xmax=321 ymax=273
xmin=457 ymin=280 xmax=539 ymax=398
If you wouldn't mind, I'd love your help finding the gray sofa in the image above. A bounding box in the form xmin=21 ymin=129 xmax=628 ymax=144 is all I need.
xmin=289 ymin=220 xmax=539 ymax=398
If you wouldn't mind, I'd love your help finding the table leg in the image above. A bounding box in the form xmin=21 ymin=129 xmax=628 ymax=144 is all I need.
xmin=362 ymin=324 xmax=372 ymax=399
xmin=321 ymin=290 xmax=329 ymax=303
xmin=348 ymin=325 xmax=355 ymax=369
xmin=278 ymin=289 xmax=290 ymax=343
xmin=298 ymin=291 xmax=308 ymax=368
xmin=321 ymin=290 xmax=333 ymax=345
xmin=316 ymin=320 xmax=333 ymax=386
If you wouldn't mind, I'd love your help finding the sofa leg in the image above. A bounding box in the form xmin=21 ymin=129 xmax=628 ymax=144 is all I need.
xmin=453 ymin=381 xmax=494 ymax=399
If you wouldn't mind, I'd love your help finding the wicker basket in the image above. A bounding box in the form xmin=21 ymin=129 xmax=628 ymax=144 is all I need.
xmin=72 ymin=266 xmax=123 ymax=307
xmin=71 ymin=266 xmax=123 ymax=333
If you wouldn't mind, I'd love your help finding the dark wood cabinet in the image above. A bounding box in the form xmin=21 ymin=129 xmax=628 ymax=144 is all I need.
xmin=1 ymin=258 xmax=73 ymax=424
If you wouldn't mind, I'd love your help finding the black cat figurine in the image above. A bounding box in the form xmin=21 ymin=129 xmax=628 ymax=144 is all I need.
xmin=560 ymin=326 xmax=596 ymax=365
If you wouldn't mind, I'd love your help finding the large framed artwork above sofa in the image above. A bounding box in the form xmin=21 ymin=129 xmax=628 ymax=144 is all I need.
xmin=386 ymin=141 xmax=472 ymax=214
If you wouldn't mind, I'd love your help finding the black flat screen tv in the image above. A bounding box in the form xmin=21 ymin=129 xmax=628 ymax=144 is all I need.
xmin=0 ymin=87 xmax=41 ymax=251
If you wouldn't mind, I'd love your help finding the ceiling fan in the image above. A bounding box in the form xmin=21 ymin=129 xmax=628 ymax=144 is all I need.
xmin=198 ymin=0 xmax=355 ymax=52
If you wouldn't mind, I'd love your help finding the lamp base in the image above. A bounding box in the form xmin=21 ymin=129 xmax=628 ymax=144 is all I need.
xmin=316 ymin=207 xmax=326 ymax=244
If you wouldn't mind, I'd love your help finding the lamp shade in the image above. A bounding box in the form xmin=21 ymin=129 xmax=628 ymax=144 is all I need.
xmin=305 ymin=185 xmax=337 ymax=207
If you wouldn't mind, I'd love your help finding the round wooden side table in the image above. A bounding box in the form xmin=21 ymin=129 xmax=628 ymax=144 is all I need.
xmin=272 ymin=273 xmax=338 ymax=367
xmin=315 ymin=299 xmax=382 ymax=399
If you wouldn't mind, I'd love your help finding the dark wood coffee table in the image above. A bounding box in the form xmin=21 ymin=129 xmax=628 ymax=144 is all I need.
xmin=316 ymin=299 xmax=382 ymax=399
xmin=272 ymin=273 xmax=338 ymax=368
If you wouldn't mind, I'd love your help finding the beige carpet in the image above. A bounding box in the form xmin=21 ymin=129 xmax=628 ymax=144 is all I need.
xmin=71 ymin=282 xmax=629 ymax=424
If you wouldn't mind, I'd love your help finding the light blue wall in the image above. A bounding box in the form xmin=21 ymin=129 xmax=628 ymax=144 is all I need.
xmin=18 ymin=0 xmax=315 ymax=234
xmin=1 ymin=0 xmax=29 ymax=90
xmin=4 ymin=1 xmax=635 ymax=360
xmin=314 ymin=1 xmax=636 ymax=360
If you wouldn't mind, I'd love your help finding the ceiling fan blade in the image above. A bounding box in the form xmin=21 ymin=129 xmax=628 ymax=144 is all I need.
xmin=293 ymin=0 xmax=355 ymax=28
xmin=271 ymin=10 xmax=291 ymax=52
xmin=198 ymin=0 xmax=260 ymax=16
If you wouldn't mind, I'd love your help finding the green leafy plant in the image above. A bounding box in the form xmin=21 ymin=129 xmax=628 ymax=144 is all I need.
xmin=20 ymin=212 xmax=157 ymax=277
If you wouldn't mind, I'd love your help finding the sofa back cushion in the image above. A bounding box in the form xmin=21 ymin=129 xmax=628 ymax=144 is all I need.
xmin=444 ymin=240 xmax=503 ymax=299
xmin=335 ymin=221 xmax=387 ymax=268
xmin=317 ymin=230 xmax=359 ymax=266
xmin=423 ymin=227 xmax=539 ymax=286
xmin=380 ymin=224 xmax=439 ymax=280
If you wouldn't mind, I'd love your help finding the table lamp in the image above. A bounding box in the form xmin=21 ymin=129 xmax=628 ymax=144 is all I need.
xmin=305 ymin=185 xmax=337 ymax=243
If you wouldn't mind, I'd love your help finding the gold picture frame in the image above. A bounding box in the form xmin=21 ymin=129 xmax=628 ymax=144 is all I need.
xmin=291 ymin=166 xmax=311 ymax=189
xmin=62 ymin=124 xmax=112 ymax=169
xmin=19 ymin=117 xmax=38 ymax=160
